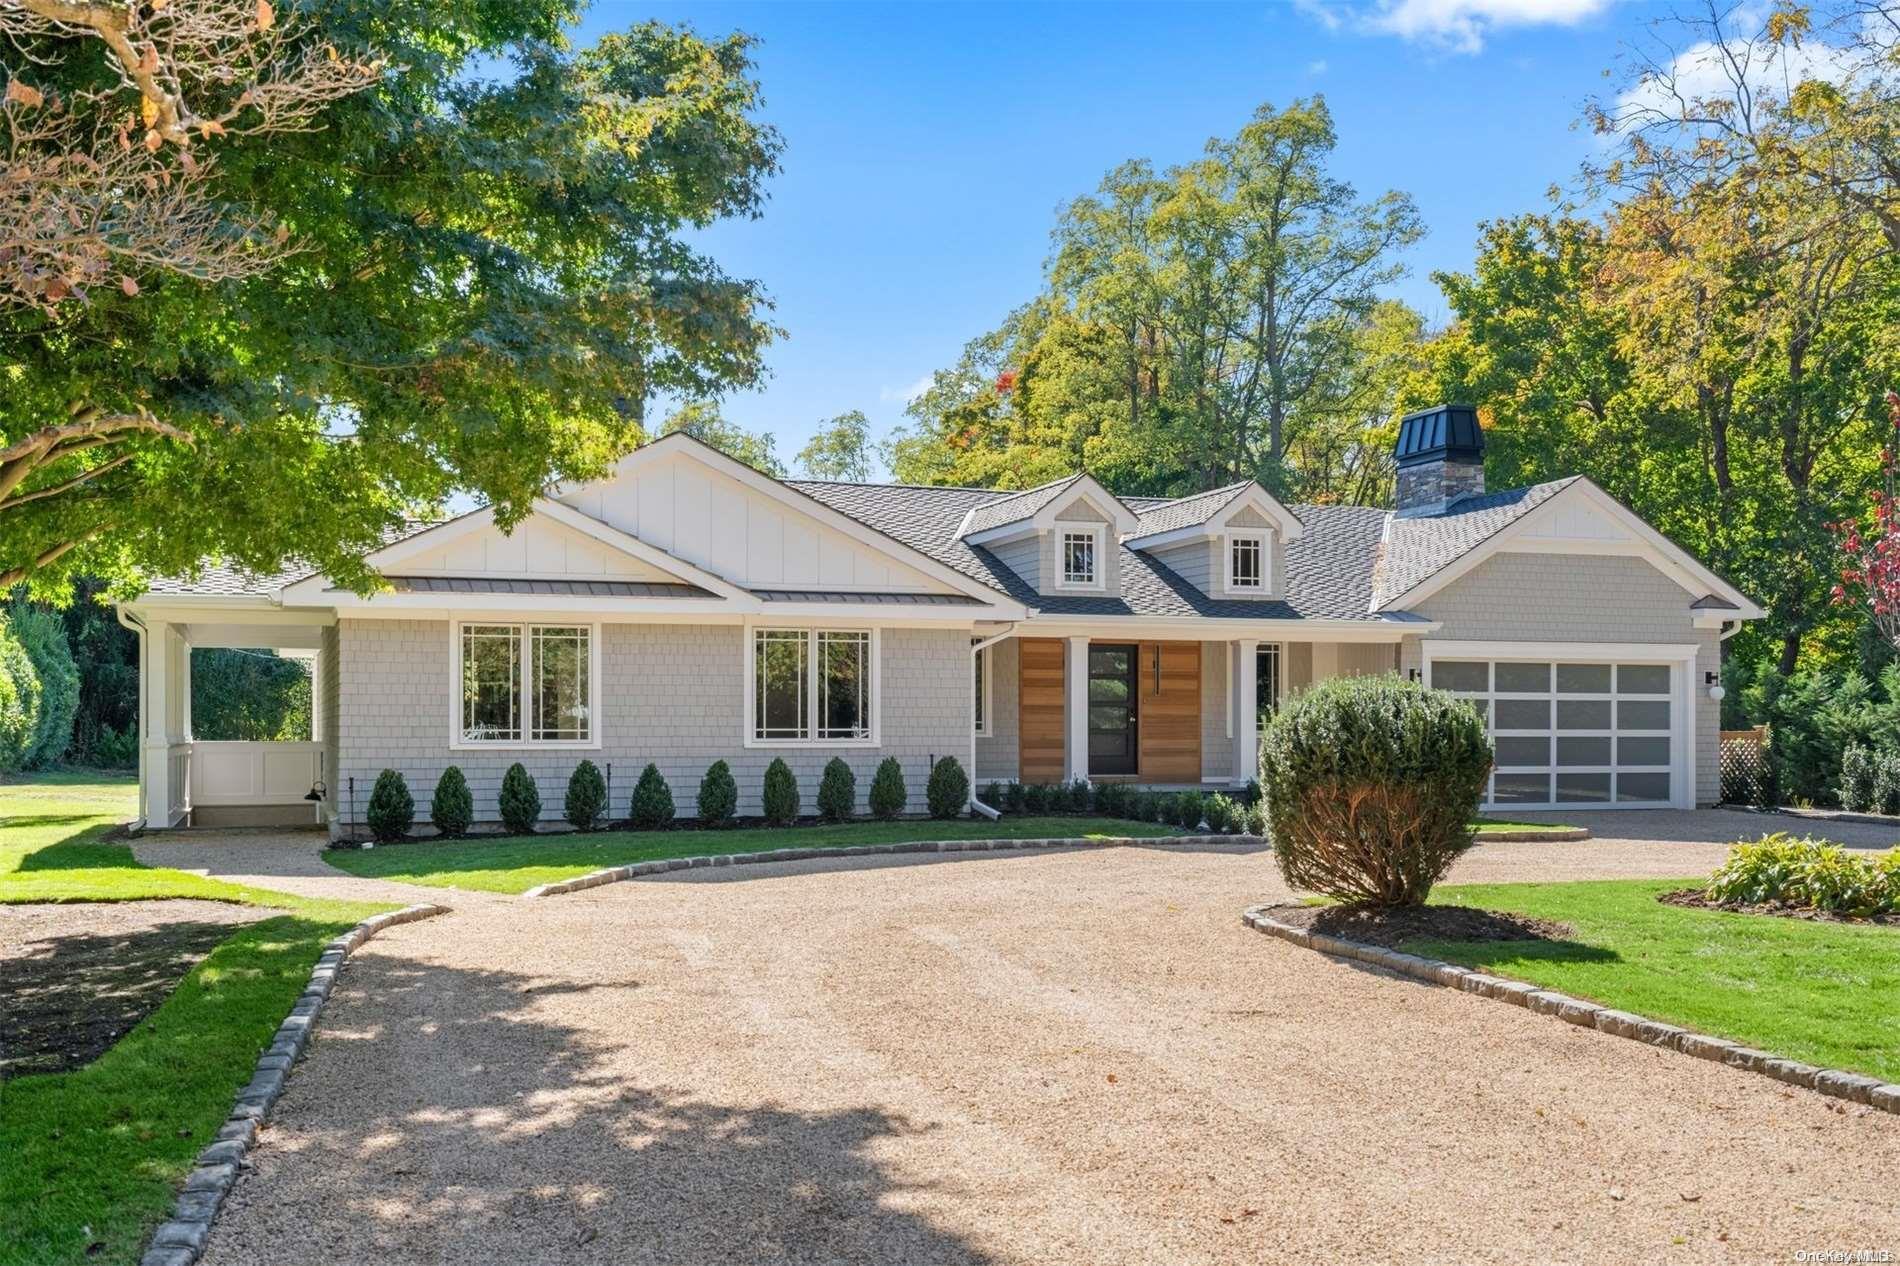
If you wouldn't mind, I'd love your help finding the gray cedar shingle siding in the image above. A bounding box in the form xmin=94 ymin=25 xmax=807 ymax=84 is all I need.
xmin=973 ymin=637 xmax=1020 ymax=783
xmin=1397 ymin=552 xmax=1721 ymax=806
xmin=334 ymin=619 xmax=971 ymax=825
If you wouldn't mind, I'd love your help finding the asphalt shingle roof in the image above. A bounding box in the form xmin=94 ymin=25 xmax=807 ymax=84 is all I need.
xmin=144 ymin=519 xmax=439 ymax=598
xmin=1128 ymin=483 xmax=1251 ymax=539
xmin=1369 ymin=478 xmax=1578 ymax=609
xmin=787 ymin=480 xmax=1395 ymax=621
xmin=957 ymin=475 xmax=1088 ymax=536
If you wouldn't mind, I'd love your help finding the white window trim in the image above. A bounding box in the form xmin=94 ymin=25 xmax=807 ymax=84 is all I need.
xmin=972 ymin=643 xmax=992 ymax=737
xmin=1056 ymin=525 xmax=1107 ymax=591
xmin=1224 ymin=531 xmax=1268 ymax=594
xmin=742 ymin=623 xmax=882 ymax=748
xmin=1419 ymin=641 xmax=1695 ymax=810
xmin=448 ymin=619 xmax=602 ymax=751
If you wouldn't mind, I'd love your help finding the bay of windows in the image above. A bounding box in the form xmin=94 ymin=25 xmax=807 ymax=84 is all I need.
xmin=752 ymin=628 xmax=873 ymax=743
xmin=458 ymin=623 xmax=593 ymax=745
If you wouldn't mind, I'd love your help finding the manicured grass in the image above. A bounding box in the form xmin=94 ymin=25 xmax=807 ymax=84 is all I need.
xmin=1469 ymin=816 xmax=1571 ymax=834
xmin=324 ymin=815 xmax=1188 ymax=894
xmin=0 ymin=773 xmax=392 ymax=1266
xmin=1409 ymin=878 xmax=1900 ymax=1082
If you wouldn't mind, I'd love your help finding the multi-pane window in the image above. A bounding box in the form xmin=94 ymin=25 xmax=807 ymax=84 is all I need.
xmin=1229 ymin=534 xmax=1265 ymax=590
xmin=973 ymin=644 xmax=988 ymax=736
xmin=752 ymin=629 xmax=873 ymax=743
xmin=1061 ymin=531 xmax=1098 ymax=586
xmin=458 ymin=624 xmax=593 ymax=745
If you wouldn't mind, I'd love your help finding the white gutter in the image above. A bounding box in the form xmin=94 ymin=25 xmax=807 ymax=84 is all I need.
xmin=966 ymin=623 xmax=1018 ymax=818
xmin=114 ymin=606 xmax=150 ymax=833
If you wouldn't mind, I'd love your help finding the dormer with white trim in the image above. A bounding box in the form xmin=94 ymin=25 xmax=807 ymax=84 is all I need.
xmin=957 ymin=473 xmax=1139 ymax=598
xmin=1122 ymin=482 xmax=1304 ymax=602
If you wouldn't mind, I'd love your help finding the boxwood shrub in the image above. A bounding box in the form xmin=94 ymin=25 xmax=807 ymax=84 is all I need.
xmin=763 ymin=757 xmax=799 ymax=826
xmin=926 ymin=755 xmax=969 ymax=819
xmin=817 ymin=757 xmax=856 ymax=822
xmin=366 ymin=768 xmax=414 ymax=842
xmin=1259 ymin=674 xmax=1490 ymax=906
xmin=869 ymin=756 xmax=906 ymax=820
xmin=430 ymin=766 xmax=473 ymax=837
xmin=629 ymin=763 xmax=675 ymax=829
xmin=499 ymin=763 xmax=541 ymax=834
xmin=698 ymin=759 xmax=738 ymax=827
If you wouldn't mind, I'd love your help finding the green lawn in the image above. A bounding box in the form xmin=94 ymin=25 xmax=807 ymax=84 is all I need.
xmin=0 ymin=773 xmax=392 ymax=1266
xmin=325 ymin=815 xmax=1188 ymax=894
xmin=1410 ymin=878 xmax=1900 ymax=1082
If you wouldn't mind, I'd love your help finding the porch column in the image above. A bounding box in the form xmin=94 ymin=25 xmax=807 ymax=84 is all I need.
xmin=1233 ymin=638 xmax=1259 ymax=785
xmin=139 ymin=619 xmax=185 ymax=827
xmin=1065 ymin=635 xmax=1090 ymax=784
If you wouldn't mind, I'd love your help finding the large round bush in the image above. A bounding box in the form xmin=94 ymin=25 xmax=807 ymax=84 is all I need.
xmin=1259 ymin=675 xmax=1491 ymax=907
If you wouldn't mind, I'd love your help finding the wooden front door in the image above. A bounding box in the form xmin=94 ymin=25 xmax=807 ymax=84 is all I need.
xmin=1018 ymin=638 xmax=1066 ymax=783
xmin=1137 ymin=641 xmax=1201 ymax=782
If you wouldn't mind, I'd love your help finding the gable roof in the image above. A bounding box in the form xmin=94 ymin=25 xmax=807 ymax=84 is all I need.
xmin=959 ymin=475 xmax=1086 ymax=536
xmin=1129 ymin=483 xmax=1251 ymax=538
xmin=1370 ymin=479 xmax=1579 ymax=610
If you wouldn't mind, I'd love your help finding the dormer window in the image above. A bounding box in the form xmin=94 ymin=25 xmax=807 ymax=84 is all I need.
xmin=1061 ymin=529 xmax=1100 ymax=587
xmin=1227 ymin=533 xmax=1266 ymax=592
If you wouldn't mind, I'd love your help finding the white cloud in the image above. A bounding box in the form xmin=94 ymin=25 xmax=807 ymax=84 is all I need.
xmin=1613 ymin=28 xmax=1861 ymax=127
xmin=878 ymin=374 xmax=934 ymax=405
xmin=1294 ymin=0 xmax=1613 ymax=55
xmin=1308 ymin=58 xmax=1330 ymax=74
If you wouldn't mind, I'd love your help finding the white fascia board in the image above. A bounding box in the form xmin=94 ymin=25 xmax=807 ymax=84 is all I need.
xmin=961 ymin=518 xmax=1039 ymax=548
xmin=591 ymin=432 xmax=1014 ymax=606
xmin=1376 ymin=479 xmax=1765 ymax=619
xmin=123 ymin=597 xmax=333 ymax=626
xmin=1123 ymin=484 xmax=1304 ymax=549
xmin=1018 ymin=616 xmax=1433 ymax=642
xmin=317 ymin=591 xmax=748 ymax=618
xmin=1028 ymin=473 xmax=1140 ymax=536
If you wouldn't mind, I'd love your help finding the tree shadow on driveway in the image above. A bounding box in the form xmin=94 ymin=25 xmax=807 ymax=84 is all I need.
xmin=205 ymin=950 xmax=995 ymax=1266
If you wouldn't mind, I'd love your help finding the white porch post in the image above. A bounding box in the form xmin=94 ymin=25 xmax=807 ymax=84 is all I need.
xmin=1234 ymin=638 xmax=1259 ymax=785
xmin=140 ymin=620 xmax=177 ymax=827
xmin=1066 ymin=635 xmax=1090 ymax=784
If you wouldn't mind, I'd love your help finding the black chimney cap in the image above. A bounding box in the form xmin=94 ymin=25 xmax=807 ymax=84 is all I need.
xmin=1394 ymin=404 xmax=1484 ymax=469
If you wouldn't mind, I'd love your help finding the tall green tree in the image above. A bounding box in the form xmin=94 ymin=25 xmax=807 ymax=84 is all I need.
xmin=796 ymin=410 xmax=874 ymax=480
xmin=659 ymin=400 xmax=784 ymax=476
xmin=2 ymin=5 xmax=781 ymax=599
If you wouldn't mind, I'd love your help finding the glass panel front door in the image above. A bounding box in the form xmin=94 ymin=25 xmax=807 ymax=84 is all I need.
xmin=1087 ymin=644 xmax=1138 ymax=775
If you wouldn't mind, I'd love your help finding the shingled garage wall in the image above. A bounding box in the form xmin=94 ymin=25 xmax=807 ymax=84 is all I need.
xmin=1396 ymin=552 xmax=1721 ymax=807
xmin=333 ymin=619 xmax=972 ymax=827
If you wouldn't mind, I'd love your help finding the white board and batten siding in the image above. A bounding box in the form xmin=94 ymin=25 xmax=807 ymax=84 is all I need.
xmin=557 ymin=454 xmax=954 ymax=594
xmin=396 ymin=515 xmax=679 ymax=582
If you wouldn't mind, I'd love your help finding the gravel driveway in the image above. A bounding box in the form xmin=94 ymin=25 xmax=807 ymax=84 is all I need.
xmin=190 ymin=814 xmax=1900 ymax=1266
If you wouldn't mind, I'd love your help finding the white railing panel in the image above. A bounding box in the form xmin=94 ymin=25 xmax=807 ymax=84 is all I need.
xmin=190 ymin=741 xmax=321 ymax=806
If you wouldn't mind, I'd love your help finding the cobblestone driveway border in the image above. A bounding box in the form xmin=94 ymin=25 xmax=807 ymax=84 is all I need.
xmin=1241 ymin=903 xmax=1900 ymax=1117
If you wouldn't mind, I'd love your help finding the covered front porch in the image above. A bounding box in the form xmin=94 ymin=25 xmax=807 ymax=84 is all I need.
xmin=973 ymin=628 xmax=1403 ymax=789
xmin=119 ymin=603 xmax=335 ymax=830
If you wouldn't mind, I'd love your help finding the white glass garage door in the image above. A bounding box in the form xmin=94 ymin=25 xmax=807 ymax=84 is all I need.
xmin=1428 ymin=659 xmax=1676 ymax=808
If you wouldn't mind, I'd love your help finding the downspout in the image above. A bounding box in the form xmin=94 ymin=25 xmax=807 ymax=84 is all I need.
xmin=967 ymin=623 xmax=1018 ymax=819
xmin=114 ymin=606 xmax=150 ymax=833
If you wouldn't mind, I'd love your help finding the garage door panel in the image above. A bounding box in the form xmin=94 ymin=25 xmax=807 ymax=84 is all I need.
xmin=1427 ymin=651 xmax=1685 ymax=810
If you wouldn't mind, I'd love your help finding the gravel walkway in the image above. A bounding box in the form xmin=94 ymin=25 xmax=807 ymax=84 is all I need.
xmin=130 ymin=829 xmax=512 ymax=908
xmin=189 ymin=818 xmax=1899 ymax=1266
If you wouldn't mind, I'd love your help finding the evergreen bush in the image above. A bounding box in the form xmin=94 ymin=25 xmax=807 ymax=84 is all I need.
xmin=431 ymin=766 xmax=473 ymax=836
xmin=817 ymin=757 xmax=856 ymax=822
xmin=629 ymin=763 xmax=675 ymax=829
xmin=1259 ymin=675 xmax=1490 ymax=906
xmin=698 ymin=759 xmax=738 ymax=826
xmin=365 ymin=768 xmax=414 ymax=842
xmin=1174 ymin=790 xmax=1204 ymax=829
xmin=565 ymin=759 xmax=607 ymax=831
xmin=499 ymin=762 xmax=541 ymax=834
xmin=926 ymin=755 xmax=969 ymax=818
xmin=979 ymin=781 xmax=1003 ymax=810
xmin=0 ymin=615 xmax=41 ymax=773
xmin=869 ymin=756 xmax=907 ymax=820
xmin=1067 ymin=779 xmax=1092 ymax=812
xmin=9 ymin=604 xmax=77 ymax=768
xmin=1023 ymin=782 xmax=1049 ymax=813
xmin=1874 ymin=751 xmax=1900 ymax=816
xmin=1004 ymin=780 xmax=1026 ymax=813
xmin=762 ymin=757 xmax=799 ymax=825
xmin=1840 ymin=744 xmax=1876 ymax=813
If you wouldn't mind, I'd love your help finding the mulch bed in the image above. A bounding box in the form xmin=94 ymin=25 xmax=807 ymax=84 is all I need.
xmin=1266 ymin=901 xmax=1573 ymax=949
xmin=1658 ymin=889 xmax=1897 ymax=926
xmin=0 ymin=899 xmax=273 ymax=1077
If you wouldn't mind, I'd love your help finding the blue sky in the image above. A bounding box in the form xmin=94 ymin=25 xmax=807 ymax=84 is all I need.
xmin=585 ymin=0 xmax=1653 ymax=475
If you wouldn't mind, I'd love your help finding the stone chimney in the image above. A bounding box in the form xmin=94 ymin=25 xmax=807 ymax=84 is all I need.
xmin=1393 ymin=404 xmax=1485 ymax=518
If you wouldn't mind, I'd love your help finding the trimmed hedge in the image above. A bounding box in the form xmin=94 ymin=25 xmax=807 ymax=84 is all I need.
xmin=1260 ymin=674 xmax=1490 ymax=907
xmin=565 ymin=759 xmax=608 ymax=831
xmin=629 ymin=763 xmax=675 ymax=829
xmin=817 ymin=757 xmax=856 ymax=822
xmin=431 ymin=766 xmax=473 ymax=837
xmin=499 ymin=762 xmax=541 ymax=834
xmin=9 ymin=603 xmax=76 ymax=767
xmin=698 ymin=759 xmax=738 ymax=826
xmin=366 ymin=769 xmax=414 ymax=842
xmin=762 ymin=757 xmax=799 ymax=826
